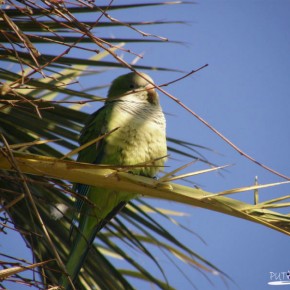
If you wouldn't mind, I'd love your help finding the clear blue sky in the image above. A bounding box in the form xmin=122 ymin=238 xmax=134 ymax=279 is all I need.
xmin=2 ymin=1 xmax=290 ymax=289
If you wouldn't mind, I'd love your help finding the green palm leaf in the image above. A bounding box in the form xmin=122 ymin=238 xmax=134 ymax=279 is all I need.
xmin=1 ymin=1 xmax=288 ymax=289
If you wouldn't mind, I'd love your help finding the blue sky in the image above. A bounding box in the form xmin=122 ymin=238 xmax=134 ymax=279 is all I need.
xmin=2 ymin=1 xmax=290 ymax=289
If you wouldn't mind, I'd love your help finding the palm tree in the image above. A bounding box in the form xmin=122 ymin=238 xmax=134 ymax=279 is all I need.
xmin=0 ymin=1 xmax=289 ymax=289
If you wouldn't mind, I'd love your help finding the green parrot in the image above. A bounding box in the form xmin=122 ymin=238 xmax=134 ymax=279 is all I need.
xmin=61 ymin=72 xmax=167 ymax=288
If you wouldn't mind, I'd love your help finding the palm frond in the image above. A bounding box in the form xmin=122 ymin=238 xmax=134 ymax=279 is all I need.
xmin=1 ymin=1 xmax=216 ymax=289
xmin=1 ymin=1 xmax=288 ymax=290
xmin=1 ymin=151 xmax=289 ymax=236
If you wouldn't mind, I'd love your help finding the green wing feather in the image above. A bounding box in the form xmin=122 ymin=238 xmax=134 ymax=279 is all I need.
xmin=62 ymin=104 xmax=125 ymax=288
xmin=78 ymin=105 xmax=110 ymax=164
xmin=73 ymin=105 xmax=110 ymax=215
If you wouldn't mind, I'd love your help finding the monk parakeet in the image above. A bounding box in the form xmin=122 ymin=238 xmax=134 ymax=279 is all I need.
xmin=61 ymin=72 xmax=167 ymax=288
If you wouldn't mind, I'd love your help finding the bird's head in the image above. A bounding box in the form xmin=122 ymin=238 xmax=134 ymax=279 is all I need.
xmin=107 ymin=72 xmax=159 ymax=105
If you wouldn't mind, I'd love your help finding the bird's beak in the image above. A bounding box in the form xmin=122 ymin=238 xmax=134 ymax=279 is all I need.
xmin=145 ymin=84 xmax=158 ymax=104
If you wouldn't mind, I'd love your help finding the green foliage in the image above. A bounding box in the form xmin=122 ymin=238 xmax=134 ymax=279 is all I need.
xmin=1 ymin=1 xmax=289 ymax=289
xmin=0 ymin=1 xmax=220 ymax=289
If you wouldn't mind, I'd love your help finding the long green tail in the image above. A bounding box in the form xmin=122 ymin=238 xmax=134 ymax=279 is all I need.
xmin=60 ymin=202 xmax=126 ymax=289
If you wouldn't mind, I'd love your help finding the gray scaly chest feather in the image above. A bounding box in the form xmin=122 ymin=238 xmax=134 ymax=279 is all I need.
xmin=102 ymin=94 xmax=167 ymax=177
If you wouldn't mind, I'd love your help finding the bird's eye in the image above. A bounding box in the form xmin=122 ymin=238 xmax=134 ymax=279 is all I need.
xmin=129 ymin=84 xmax=135 ymax=89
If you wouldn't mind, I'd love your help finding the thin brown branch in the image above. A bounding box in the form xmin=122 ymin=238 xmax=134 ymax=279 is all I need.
xmin=97 ymin=4 xmax=168 ymax=41
xmin=160 ymin=64 xmax=209 ymax=87
xmin=61 ymin=127 xmax=120 ymax=160
xmin=0 ymin=9 xmax=41 ymax=69
xmin=1 ymin=89 xmax=44 ymax=118
xmin=127 ymin=66 xmax=290 ymax=182
xmin=0 ymin=193 xmax=25 ymax=212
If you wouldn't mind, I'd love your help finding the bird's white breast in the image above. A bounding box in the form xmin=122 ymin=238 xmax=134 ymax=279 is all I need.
xmin=104 ymin=101 xmax=167 ymax=177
